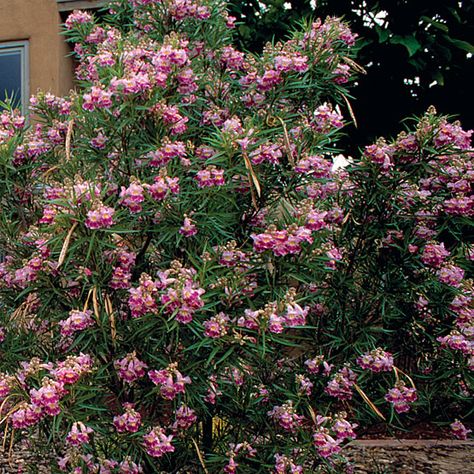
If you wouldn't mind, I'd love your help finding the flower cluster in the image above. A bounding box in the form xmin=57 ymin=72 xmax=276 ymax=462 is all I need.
xmin=204 ymin=312 xmax=229 ymax=338
xmin=159 ymin=264 xmax=205 ymax=323
xmin=251 ymin=225 xmax=313 ymax=256
xmin=109 ymin=249 xmax=136 ymax=290
xmin=450 ymin=420 xmax=472 ymax=440
xmin=0 ymin=1 xmax=471 ymax=472
xmin=357 ymin=348 xmax=394 ymax=373
xmin=114 ymin=403 xmax=142 ymax=433
xmin=172 ymin=404 xmax=197 ymax=431
xmin=66 ymin=422 xmax=93 ymax=446
xmin=385 ymin=383 xmax=418 ymax=414
xmin=195 ymin=166 xmax=226 ymax=187
xmin=142 ymin=426 xmax=175 ymax=458
xmin=325 ymin=367 xmax=357 ymax=400
xmin=149 ymin=363 xmax=191 ymax=400
xmin=267 ymin=401 xmax=304 ymax=432
xmin=59 ymin=309 xmax=95 ymax=337
xmin=85 ymin=204 xmax=115 ymax=229
xmin=114 ymin=352 xmax=148 ymax=384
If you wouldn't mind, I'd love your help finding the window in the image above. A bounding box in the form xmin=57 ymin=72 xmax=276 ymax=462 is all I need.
xmin=0 ymin=41 xmax=29 ymax=114
xmin=56 ymin=0 xmax=106 ymax=12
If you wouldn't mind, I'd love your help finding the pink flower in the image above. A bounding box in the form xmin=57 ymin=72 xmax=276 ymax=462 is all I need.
xmin=85 ymin=205 xmax=115 ymax=229
xmin=312 ymin=104 xmax=344 ymax=133
xmin=274 ymin=53 xmax=308 ymax=73
xmin=325 ymin=367 xmax=356 ymax=400
xmin=434 ymin=121 xmax=472 ymax=149
xmin=30 ymin=378 xmax=66 ymax=416
xmin=149 ymin=363 xmax=191 ymax=400
xmin=161 ymin=105 xmax=188 ymax=134
xmin=120 ymin=181 xmax=145 ymax=213
xmin=312 ymin=429 xmax=341 ymax=458
xmin=220 ymin=46 xmax=245 ymax=70
xmin=268 ymin=401 xmax=304 ymax=432
xmin=451 ymin=420 xmax=472 ymax=440
xmin=65 ymin=10 xmax=92 ymax=29
xmin=421 ymin=242 xmax=450 ymax=268
xmin=257 ymin=69 xmax=282 ymax=91
xmin=109 ymin=266 xmax=132 ymax=290
xmin=145 ymin=175 xmax=180 ymax=201
xmin=179 ymin=216 xmax=197 ymax=237
xmin=443 ymin=196 xmax=474 ymax=216
xmin=90 ymin=131 xmax=108 ymax=149
xmin=114 ymin=352 xmax=148 ymax=384
xmin=332 ymin=416 xmax=357 ymax=440
xmin=118 ymin=459 xmax=143 ymax=474
xmin=295 ymin=374 xmax=313 ymax=396
xmin=142 ymin=427 xmax=174 ymax=458
xmin=294 ymin=155 xmax=332 ymax=177
xmin=66 ymin=422 xmax=93 ymax=446
xmin=204 ymin=375 xmax=222 ymax=405
xmin=172 ymin=405 xmax=197 ymax=431
xmin=304 ymin=355 xmax=325 ymax=374
xmin=437 ymin=331 xmax=472 ymax=355
xmin=249 ymin=143 xmax=282 ymax=165
xmin=363 ymin=143 xmax=394 ymax=169
xmin=128 ymin=273 xmax=159 ymax=318
xmin=82 ymin=86 xmax=113 ymax=111
xmin=283 ymin=303 xmax=308 ymax=327
xmin=148 ymin=140 xmax=186 ymax=167
xmin=59 ymin=309 xmax=95 ymax=337
xmin=39 ymin=206 xmax=57 ymax=224
xmin=251 ymin=225 xmax=313 ymax=256
xmin=305 ymin=210 xmax=327 ymax=231
xmin=385 ymin=383 xmax=417 ymax=413
xmin=357 ymin=348 xmax=394 ymax=373
xmin=113 ymin=403 xmax=142 ymax=433
xmin=332 ymin=63 xmax=351 ymax=84
xmin=11 ymin=404 xmax=44 ymax=429
xmin=0 ymin=374 xmax=13 ymax=399
xmin=222 ymin=116 xmax=243 ymax=136
xmin=274 ymin=454 xmax=303 ymax=474
xmin=50 ymin=353 xmax=93 ymax=385
xmin=195 ymin=166 xmax=225 ymax=187
xmin=437 ymin=264 xmax=465 ymax=287
xmin=204 ymin=312 xmax=229 ymax=338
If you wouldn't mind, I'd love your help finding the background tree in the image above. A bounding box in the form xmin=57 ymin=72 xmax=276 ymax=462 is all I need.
xmin=229 ymin=0 xmax=474 ymax=151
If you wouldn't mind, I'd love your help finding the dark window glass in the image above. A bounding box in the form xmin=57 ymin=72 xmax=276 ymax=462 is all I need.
xmin=0 ymin=49 xmax=23 ymax=109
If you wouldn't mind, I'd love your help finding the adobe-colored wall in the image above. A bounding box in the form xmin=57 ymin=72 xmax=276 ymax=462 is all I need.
xmin=0 ymin=0 xmax=75 ymax=98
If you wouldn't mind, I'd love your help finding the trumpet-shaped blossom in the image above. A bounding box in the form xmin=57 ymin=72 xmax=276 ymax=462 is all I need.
xmin=114 ymin=353 xmax=148 ymax=384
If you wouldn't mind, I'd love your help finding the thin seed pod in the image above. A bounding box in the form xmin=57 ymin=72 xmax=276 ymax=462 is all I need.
xmin=339 ymin=92 xmax=358 ymax=128
xmin=65 ymin=118 xmax=74 ymax=162
xmin=277 ymin=116 xmax=296 ymax=166
xmin=92 ymin=286 xmax=100 ymax=324
xmin=354 ymin=383 xmax=386 ymax=420
xmin=105 ymin=294 xmax=117 ymax=342
xmin=394 ymin=367 xmax=417 ymax=389
xmin=192 ymin=437 xmax=209 ymax=474
xmin=58 ymin=222 xmax=78 ymax=268
xmin=242 ymin=150 xmax=261 ymax=209
xmin=83 ymin=288 xmax=94 ymax=312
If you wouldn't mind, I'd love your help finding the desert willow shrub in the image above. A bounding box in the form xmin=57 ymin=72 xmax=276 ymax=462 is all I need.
xmin=0 ymin=0 xmax=472 ymax=472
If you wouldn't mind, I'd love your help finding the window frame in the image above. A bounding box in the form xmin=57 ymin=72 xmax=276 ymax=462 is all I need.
xmin=56 ymin=0 xmax=107 ymax=11
xmin=0 ymin=40 xmax=29 ymax=115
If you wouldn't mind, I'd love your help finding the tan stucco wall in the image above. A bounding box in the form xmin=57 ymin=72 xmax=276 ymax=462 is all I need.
xmin=0 ymin=0 xmax=75 ymax=98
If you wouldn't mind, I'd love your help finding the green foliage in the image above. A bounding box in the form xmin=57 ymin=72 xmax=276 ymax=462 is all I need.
xmin=229 ymin=0 xmax=474 ymax=149
xmin=0 ymin=1 xmax=472 ymax=473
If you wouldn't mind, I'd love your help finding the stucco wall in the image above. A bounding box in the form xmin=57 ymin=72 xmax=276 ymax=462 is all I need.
xmin=0 ymin=0 xmax=75 ymax=98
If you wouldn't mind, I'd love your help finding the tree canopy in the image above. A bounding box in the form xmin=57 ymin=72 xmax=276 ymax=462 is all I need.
xmin=230 ymin=0 xmax=474 ymax=150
